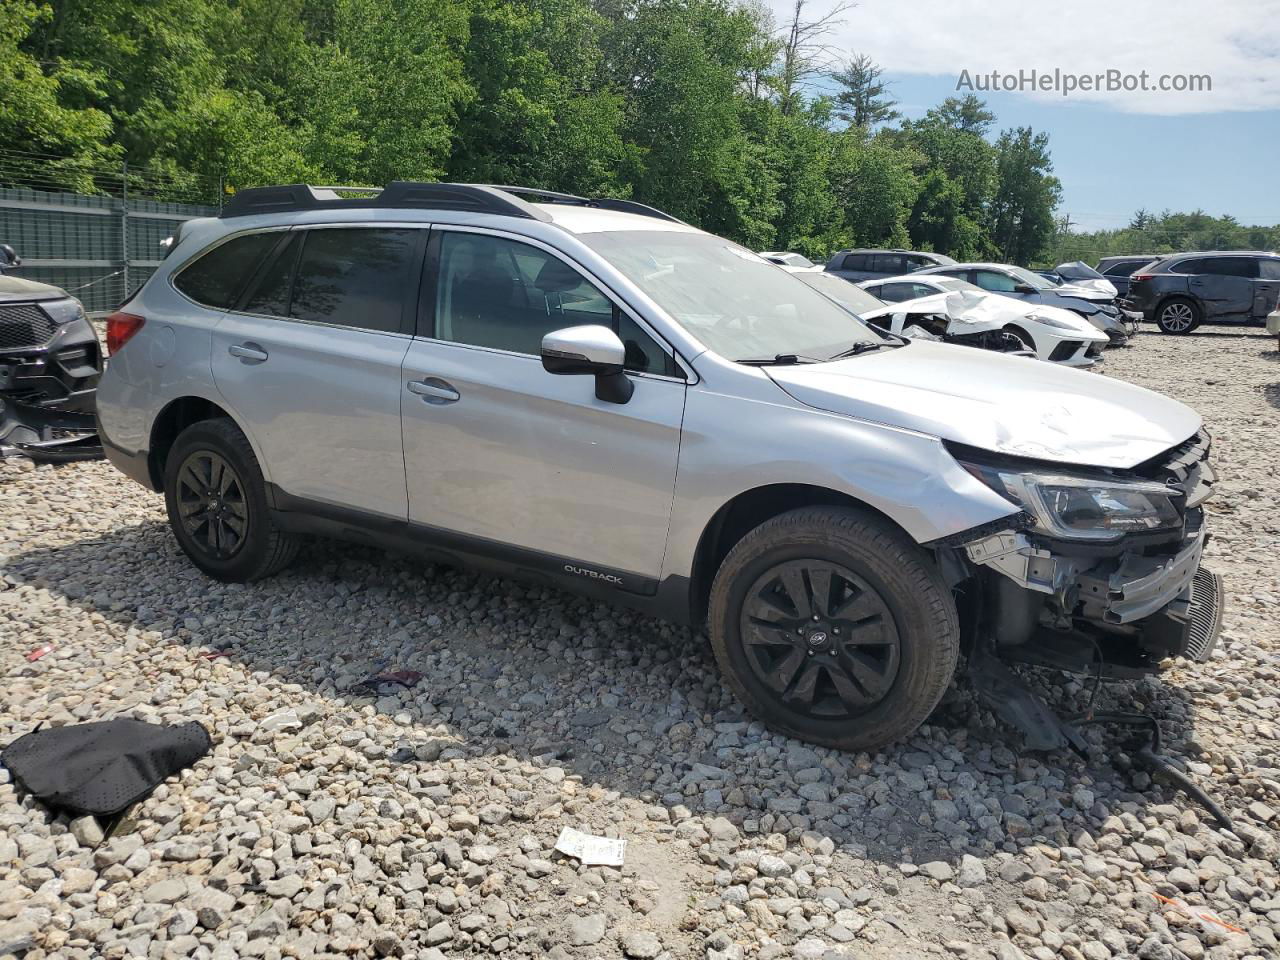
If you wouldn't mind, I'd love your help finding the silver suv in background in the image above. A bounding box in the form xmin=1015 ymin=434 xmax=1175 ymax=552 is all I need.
xmin=97 ymin=183 xmax=1223 ymax=752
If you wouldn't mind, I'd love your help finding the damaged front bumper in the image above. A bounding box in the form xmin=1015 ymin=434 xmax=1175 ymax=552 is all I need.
xmin=963 ymin=511 xmax=1223 ymax=676
xmin=0 ymin=297 xmax=103 ymax=462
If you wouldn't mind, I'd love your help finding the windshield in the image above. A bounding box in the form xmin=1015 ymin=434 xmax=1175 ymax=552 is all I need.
xmin=794 ymin=272 xmax=886 ymax=313
xmin=583 ymin=231 xmax=884 ymax=361
xmin=1007 ymin=266 xmax=1056 ymax=290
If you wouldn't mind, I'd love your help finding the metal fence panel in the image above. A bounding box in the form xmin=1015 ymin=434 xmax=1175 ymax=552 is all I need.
xmin=0 ymin=183 xmax=218 ymax=314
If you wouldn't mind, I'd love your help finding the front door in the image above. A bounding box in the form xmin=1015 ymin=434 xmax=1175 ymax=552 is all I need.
xmin=210 ymin=225 xmax=424 ymax=519
xmin=400 ymin=229 xmax=686 ymax=588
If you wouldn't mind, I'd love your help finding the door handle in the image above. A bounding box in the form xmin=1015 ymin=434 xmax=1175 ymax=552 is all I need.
xmin=229 ymin=343 xmax=268 ymax=363
xmin=407 ymin=377 xmax=460 ymax=404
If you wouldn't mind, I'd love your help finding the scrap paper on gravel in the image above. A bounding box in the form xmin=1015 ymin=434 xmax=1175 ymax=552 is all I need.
xmin=554 ymin=827 xmax=627 ymax=866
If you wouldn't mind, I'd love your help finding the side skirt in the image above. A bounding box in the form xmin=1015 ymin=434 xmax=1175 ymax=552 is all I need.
xmin=265 ymin=485 xmax=695 ymax=626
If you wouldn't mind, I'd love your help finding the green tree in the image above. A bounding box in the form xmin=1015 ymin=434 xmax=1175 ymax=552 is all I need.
xmin=990 ymin=126 xmax=1062 ymax=264
xmin=0 ymin=2 xmax=117 ymax=191
xmin=830 ymin=54 xmax=898 ymax=130
xmin=446 ymin=0 xmax=627 ymax=195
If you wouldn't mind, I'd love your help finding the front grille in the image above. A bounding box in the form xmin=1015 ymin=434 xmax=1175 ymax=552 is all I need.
xmin=1185 ymin=568 xmax=1224 ymax=661
xmin=0 ymin=303 xmax=57 ymax=350
xmin=1134 ymin=428 xmax=1211 ymax=484
xmin=1049 ymin=340 xmax=1082 ymax=362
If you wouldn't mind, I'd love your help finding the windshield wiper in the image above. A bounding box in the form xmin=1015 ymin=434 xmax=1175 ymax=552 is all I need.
xmin=737 ymin=353 xmax=826 ymax=366
xmin=826 ymin=340 xmax=896 ymax=361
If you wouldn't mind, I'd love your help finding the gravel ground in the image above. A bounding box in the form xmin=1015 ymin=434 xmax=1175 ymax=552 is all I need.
xmin=1 ymin=328 xmax=1278 ymax=960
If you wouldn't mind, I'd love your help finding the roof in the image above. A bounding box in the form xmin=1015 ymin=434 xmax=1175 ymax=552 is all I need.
xmin=1157 ymin=250 xmax=1279 ymax=259
xmin=537 ymin=204 xmax=697 ymax=235
xmin=217 ymin=182 xmax=697 ymax=236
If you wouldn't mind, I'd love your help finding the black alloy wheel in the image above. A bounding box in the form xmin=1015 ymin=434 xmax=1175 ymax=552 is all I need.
xmin=175 ymin=450 xmax=249 ymax=560
xmin=739 ymin=558 xmax=900 ymax=720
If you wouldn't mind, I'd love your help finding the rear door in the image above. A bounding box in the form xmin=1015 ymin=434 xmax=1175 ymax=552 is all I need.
xmin=1252 ymin=258 xmax=1280 ymax=318
xmin=1192 ymin=256 xmax=1256 ymax=319
xmin=400 ymin=228 xmax=686 ymax=587
xmin=208 ymin=225 xmax=424 ymax=518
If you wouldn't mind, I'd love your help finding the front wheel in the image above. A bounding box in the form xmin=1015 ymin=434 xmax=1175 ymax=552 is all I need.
xmin=708 ymin=507 xmax=959 ymax=751
xmin=163 ymin=418 xmax=299 ymax=582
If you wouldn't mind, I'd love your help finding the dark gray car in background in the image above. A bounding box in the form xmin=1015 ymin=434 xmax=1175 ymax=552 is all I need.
xmin=1125 ymin=251 xmax=1280 ymax=334
xmin=1096 ymin=255 xmax=1160 ymax=298
xmin=824 ymin=248 xmax=955 ymax=282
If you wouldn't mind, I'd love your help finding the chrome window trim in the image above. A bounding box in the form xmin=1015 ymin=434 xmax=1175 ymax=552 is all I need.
xmin=426 ymin=223 xmax=696 ymax=383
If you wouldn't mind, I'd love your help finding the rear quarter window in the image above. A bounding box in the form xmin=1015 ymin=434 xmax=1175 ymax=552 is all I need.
xmin=173 ymin=232 xmax=281 ymax=309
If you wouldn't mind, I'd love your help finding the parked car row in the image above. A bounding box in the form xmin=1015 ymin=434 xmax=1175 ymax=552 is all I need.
xmin=765 ymin=243 xmax=1280 ymax=339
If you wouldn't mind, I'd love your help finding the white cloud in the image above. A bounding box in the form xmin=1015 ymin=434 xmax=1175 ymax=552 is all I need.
xmin=767 ymin=0 xmax=1280 ymax=115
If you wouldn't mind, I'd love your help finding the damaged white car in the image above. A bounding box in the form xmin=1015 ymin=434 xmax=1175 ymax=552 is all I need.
xmin=802 ymin=272 xmax=1108 ymax=365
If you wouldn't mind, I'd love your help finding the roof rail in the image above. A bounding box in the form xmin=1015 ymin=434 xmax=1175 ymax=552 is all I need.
xmin=218 ymin=181 xmax=684 ymax=225
xmin=220 ymin=182 xmax=553 ymax=221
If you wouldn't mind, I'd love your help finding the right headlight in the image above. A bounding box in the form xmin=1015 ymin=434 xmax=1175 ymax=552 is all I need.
xmin=961 ymin=462 xmax=1183 ymax=541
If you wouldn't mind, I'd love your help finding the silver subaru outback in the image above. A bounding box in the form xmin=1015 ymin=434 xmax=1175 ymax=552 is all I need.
xmin=97 ymin=183 xmax=1222 ymax=752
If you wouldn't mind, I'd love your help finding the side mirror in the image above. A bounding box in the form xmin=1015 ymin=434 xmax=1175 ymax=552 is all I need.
xmin=541 ymin=324 xmax=634 ymax=404
xmin=1014 ymin=283 xmax=1037 ymax=294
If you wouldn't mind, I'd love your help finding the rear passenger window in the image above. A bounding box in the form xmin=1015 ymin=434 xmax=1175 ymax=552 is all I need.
xmin=434 ymin=232 xmax=676 ymax=376
xmin=1260 ymin=259 xmax=1280 ymax=281
xmin=290 ymin=228 xmax=417 ymax=333
xmin=841 ymin=254 xmax=869 ymax=271
xmin=174 ymin=232 xmax=281 ymax=309
xmin=1207 ymin=257 xmax=1259 ymax=278
xmin=872 ymin=254 xmax=905 ymax=274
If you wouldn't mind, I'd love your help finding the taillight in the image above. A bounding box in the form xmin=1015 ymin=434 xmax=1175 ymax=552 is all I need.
xmin=105 ymin=312 xmax=145 ymax=355
xmin=1130 ymin=273 xmax=1153 ymax=282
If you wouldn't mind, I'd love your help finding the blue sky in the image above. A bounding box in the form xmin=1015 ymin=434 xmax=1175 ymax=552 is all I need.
xmin=887 ymin=76 xmax=1280 ymax=232
xmin=768 ymin=0 xmax=1280 ymax=231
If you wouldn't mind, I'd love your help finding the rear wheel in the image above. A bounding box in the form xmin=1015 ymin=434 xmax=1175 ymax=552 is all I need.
xmin=708 ymin=507 xmax=959 ymax=751
xmin=1156 ymin=297 xmax=1201 ymax=334
xmin=163 ymin=419 xmax=298 ymax=582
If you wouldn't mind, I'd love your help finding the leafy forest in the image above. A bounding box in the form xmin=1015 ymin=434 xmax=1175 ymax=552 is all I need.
xmin=4 ymin=0 xmax=1276 ymax=267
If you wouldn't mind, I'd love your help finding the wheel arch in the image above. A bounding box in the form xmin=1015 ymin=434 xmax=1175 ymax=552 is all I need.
xmin=147 ymin=395 xmax=265 ymax=491
xmin=686 ymin=483 xmax=912 ymax=627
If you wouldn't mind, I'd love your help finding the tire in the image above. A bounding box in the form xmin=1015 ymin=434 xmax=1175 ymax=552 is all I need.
xmin=1156 ymin=297 xmax=1201 ymax=335
xmin=163 ymin=418 xmax=298 ymax=582
xmin=708 ymin=506 xmax=959 ymax=752
xmin=1001 ymin=325 xmax=1036 ymax=355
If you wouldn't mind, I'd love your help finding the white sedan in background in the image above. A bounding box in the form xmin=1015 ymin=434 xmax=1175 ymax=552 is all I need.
xmin=857 ymin=274 xmax=1109 ymax=366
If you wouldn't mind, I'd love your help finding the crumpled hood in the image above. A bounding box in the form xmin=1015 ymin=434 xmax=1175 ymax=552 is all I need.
xmin=767 ymin=340 xmax=1202 ymax=468
xmin=862 ymin=291 xmax=1104 ymax=339
xmin=0 ymin=275 xmax=68 ymax=303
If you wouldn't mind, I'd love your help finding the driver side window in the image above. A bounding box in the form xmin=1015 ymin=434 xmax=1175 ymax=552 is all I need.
xmin=432 ymin=232 xmax=675 ymax=375
xmin=974 ymin=270 xmax=1018 ymax=292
